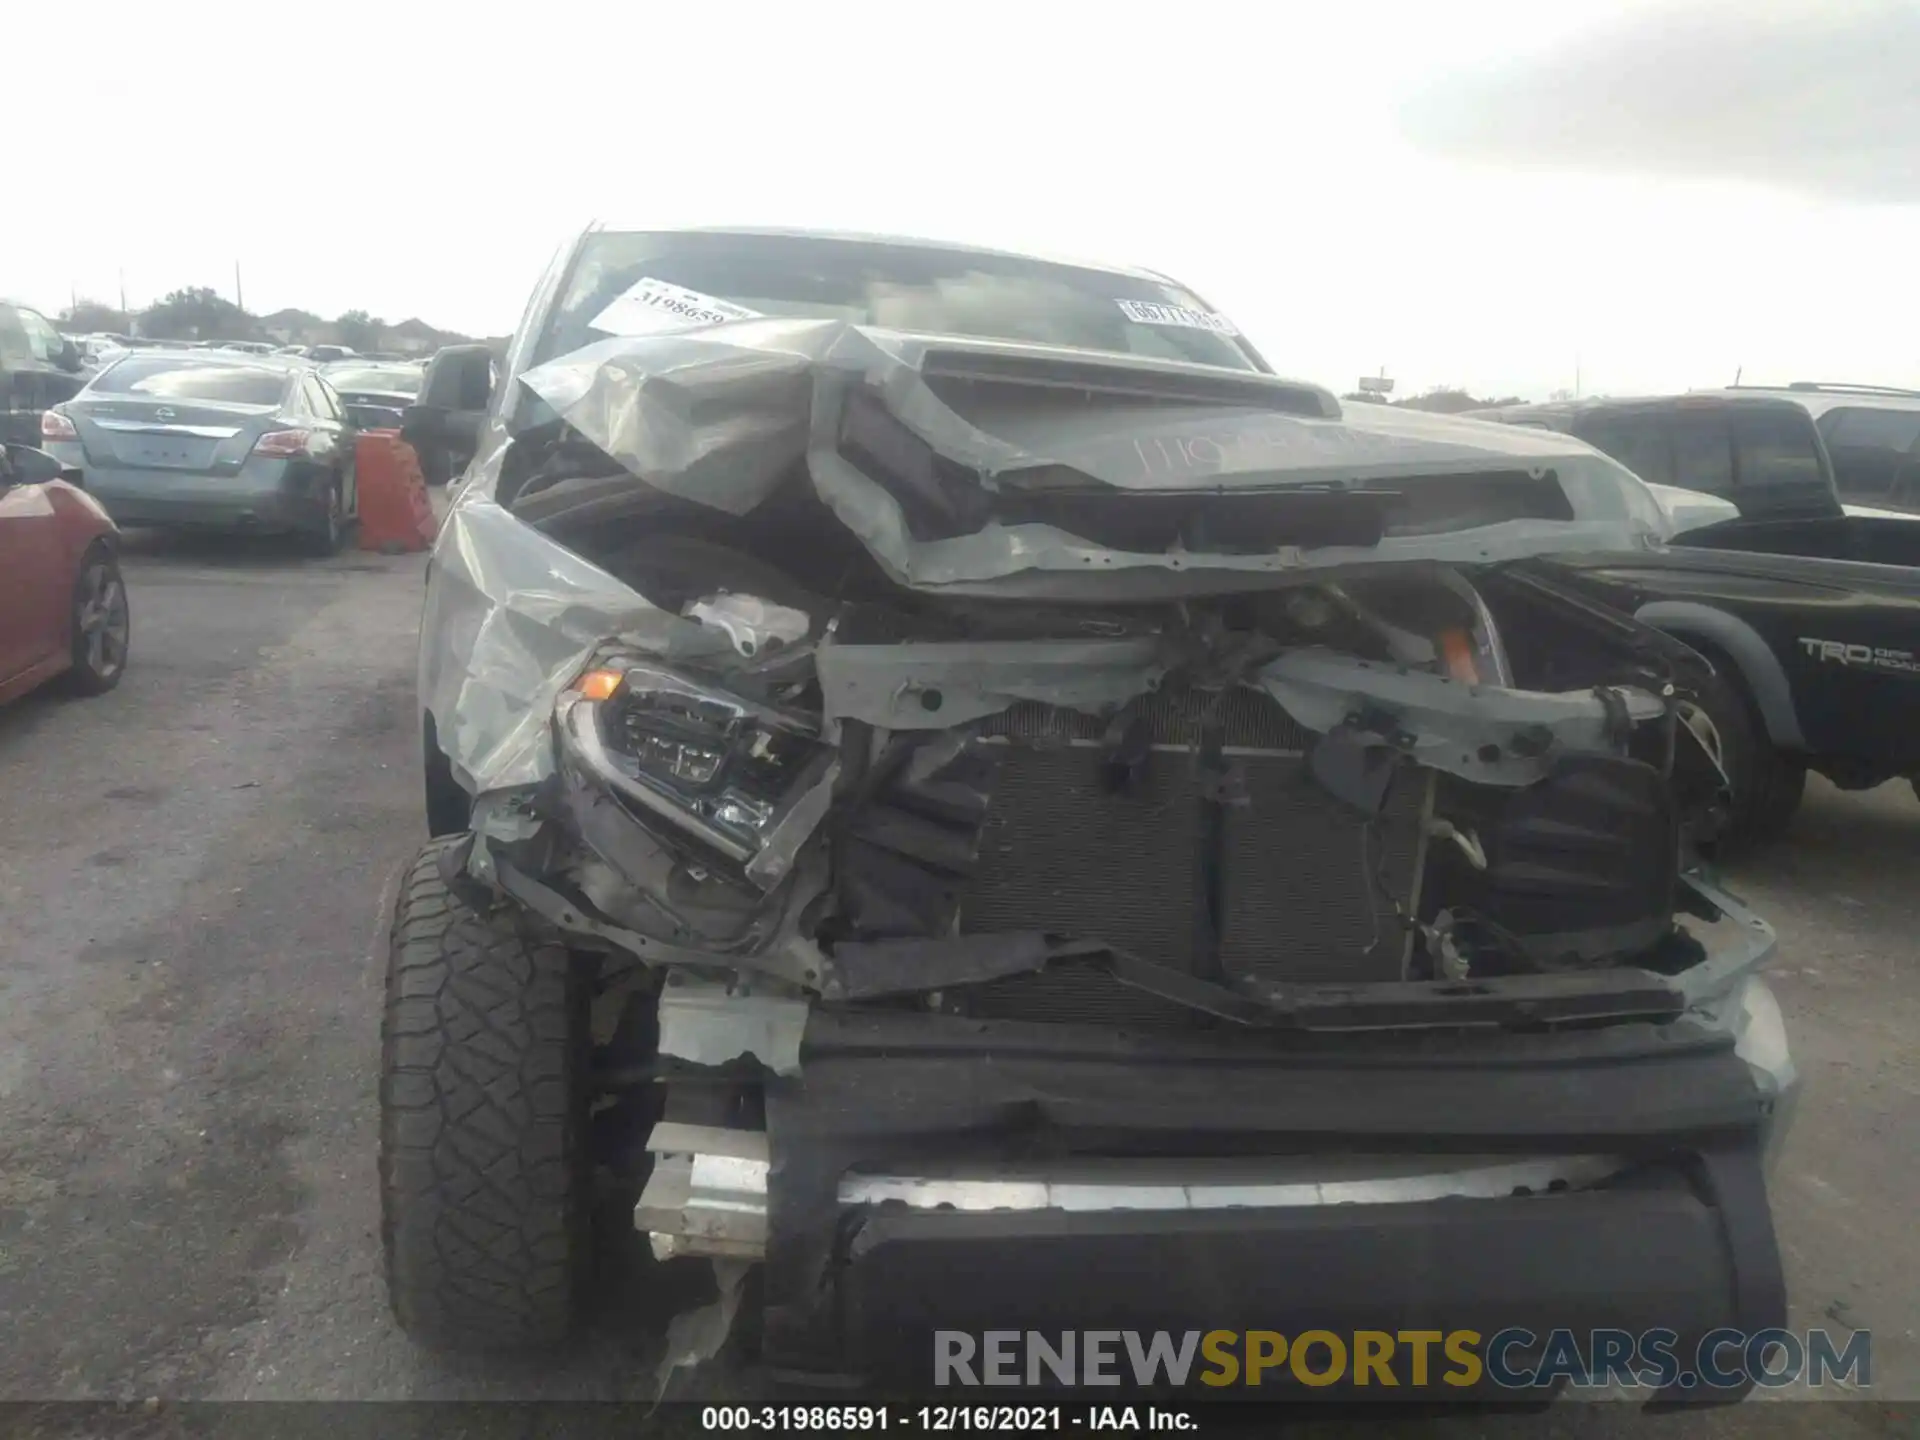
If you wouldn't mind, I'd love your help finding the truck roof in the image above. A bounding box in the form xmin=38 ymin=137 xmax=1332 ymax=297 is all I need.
xmin=1715 ymin=383 xmax=1920 ymax=419
xmin=579 ymin=222 xmax=1177 ymax=285
xmin=1465 ymin=393 xmax=1818 ymax=428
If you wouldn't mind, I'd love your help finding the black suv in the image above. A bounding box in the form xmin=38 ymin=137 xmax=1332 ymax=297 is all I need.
xmin=0 ymin=301 xmax=87 ymax=447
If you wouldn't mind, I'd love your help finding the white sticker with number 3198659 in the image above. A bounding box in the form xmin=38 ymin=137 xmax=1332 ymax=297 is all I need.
xmin=589 ymin=277 xmax=762 ymax=336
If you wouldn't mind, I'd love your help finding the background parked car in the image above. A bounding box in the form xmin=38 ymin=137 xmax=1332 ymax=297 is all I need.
xmin=321 ymin=359 xmax=422 ymax=432
xmin=72 ymin=335 xmax=130 ymax=371
xmin=1 ymin=301 xmax=88 ymax=446
xmin=0 ymin=441 xmax=129 ymax=703
xmin=40 ymin=352 xmax=359 ymax=555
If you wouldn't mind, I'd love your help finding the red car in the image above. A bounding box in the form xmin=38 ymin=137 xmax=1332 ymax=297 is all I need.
xmin=0 ymin=442 xmax=129 ymax=705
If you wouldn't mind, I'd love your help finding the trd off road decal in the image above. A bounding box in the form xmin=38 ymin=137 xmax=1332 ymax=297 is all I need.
xmin=1798 ymin=637 xmax=1920 ymax=676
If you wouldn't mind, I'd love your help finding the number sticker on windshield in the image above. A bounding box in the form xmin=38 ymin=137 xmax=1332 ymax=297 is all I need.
xmin=588 ymin=278 xmax=763 ymax=336
xmin=1115 ymin=298 xmax=1240 ymax=335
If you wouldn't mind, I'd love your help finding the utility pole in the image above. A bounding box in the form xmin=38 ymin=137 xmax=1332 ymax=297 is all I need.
xmin=1574 ymin=354 xmax=1582 ymax=400
xmin=119 ymin=269 xmax=128 ymax=317
xmin=235 ymin=261 xmax=244 ymax=312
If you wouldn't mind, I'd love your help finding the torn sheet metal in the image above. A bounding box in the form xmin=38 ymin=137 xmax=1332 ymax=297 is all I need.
xmin=636 ymin=1122 xmax=770 ymax=1261
xmin=809 ymin=635 xmax=1666 ymax=787
xmin=428 ymin=312 xmax=1676 ymax=793
xmin=658 ymin=974 xmax=808 ymax=1076
xmin=1257 ymin=649 xmax=1666 ymax=787
xmin=816 ymin=637 xmax=1171 ymax=730
xmin=654 ymin=1258 xmax=752 ymax=1403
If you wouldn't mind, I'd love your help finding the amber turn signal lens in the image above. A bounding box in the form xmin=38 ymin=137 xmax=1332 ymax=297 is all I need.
xmin=575 ymin=668 xmax=625 ymax=702
xmin=1439 ymin=629 xmax=1480 ymax=683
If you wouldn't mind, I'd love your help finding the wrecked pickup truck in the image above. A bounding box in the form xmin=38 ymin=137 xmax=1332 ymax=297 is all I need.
xmin=383 ymin=227 xmax=1797 ymax=1401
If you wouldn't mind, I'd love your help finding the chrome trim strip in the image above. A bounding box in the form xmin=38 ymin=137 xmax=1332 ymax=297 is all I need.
xmin=92 ymin=420 xmax=243 ymax=439
xmin=838 ymin=1155 xmax=1626 ymax=1212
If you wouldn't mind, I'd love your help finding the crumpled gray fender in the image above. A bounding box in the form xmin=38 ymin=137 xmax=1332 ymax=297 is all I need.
xmin=419 ymin=496 xmax=740 ymax=793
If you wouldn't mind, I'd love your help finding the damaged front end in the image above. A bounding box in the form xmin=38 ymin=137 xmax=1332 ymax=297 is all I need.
xmin=421 ymin=318 xmax=1793 ymax=1396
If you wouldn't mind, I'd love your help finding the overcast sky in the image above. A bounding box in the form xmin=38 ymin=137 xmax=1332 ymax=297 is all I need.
xmin=7 ymin=0 xmax=1916 ymax=399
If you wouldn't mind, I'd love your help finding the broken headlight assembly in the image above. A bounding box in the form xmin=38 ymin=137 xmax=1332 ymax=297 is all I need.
xmin=558 ymin=663 xmax=838 ymax=890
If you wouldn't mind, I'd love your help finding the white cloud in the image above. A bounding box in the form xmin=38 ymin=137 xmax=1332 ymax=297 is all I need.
xmin=6 ymin=0 xmax=1914 ymax=398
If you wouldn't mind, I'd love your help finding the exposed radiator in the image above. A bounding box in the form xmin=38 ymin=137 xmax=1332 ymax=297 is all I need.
xmin=957 ymin=686 xmax=1429 ymax=1027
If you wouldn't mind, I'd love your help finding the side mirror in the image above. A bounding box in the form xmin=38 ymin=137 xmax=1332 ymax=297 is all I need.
xmin=1 ymin=442 xmax=66 ymax=486
xmin=405 ymin=344 xmax=495 ymax=476
xmin=419 ymin=344 xmax=495 ymax=412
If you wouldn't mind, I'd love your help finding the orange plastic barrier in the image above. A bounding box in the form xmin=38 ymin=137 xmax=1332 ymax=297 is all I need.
xmin=354 ymin=431 xmax=439 ymax=554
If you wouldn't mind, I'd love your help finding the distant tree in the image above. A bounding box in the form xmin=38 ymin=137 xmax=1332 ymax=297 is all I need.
xmin=1340 ymin=391 xmax=1389 ymax=404
xmin=335 ymin=309 xmax=383 ymax=352
xmin=141 ymin=286 xmax=253 ymax=342
xmin=1396 ymin=388 xmax=1487 ymax=415
xmin=61 ymin=299 xmax=133 ymax=334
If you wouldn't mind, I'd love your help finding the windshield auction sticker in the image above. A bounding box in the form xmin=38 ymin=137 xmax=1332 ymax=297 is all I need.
xmin=589 ymin=277 xmax=762 ymax=336
xmin=1115 ymin=298 xmax=1240 ymax=335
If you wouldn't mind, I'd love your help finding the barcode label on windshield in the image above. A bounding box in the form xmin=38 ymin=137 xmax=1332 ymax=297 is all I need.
xmin=1116 ymin=299 xmax=1240 ymax=335
xmin=589 ymin=278 xmax=762 ymax=336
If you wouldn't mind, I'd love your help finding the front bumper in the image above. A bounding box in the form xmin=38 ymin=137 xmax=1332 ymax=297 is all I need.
xmin=650 ymin=1011 xmax=1789 ymax=1402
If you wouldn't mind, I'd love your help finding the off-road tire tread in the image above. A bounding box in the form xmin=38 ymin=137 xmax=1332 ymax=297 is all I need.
xmin=379 ymin=837 xmax=587 ymax=1351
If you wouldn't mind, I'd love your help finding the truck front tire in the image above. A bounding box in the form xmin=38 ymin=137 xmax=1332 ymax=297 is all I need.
xmin=380 ymin=838 xmax=591 ymax=1351
xmin=1680 ymin=656 xmax=1805 ymax=854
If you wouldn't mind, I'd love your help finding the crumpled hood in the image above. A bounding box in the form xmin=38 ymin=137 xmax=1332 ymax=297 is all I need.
xmin=496 ymin=323 xmax=1671 ymax=590
xmin=423 ymin=321 xmax=1677 ymax=792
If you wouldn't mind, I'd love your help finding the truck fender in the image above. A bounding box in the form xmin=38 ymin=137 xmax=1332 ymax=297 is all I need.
xmin=1635 ymin=601 xmax=1807 ymax=751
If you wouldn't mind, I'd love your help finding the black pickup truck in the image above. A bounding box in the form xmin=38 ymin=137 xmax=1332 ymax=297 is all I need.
xmin=0 ymin=301 xmax=88 ymax=447
xmin=1472 ymin=392 xmax=1920 ymax=847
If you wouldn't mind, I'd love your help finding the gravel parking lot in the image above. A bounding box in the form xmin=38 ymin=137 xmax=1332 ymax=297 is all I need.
xmin=0 ymin=534 xmax=1913 ymax=1437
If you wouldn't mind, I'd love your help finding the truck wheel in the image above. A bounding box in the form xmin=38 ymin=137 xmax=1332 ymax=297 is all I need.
xmin=1677 ymin=658 xmax=1803 ymax=854
xmin=380 ymin=838 xmax=590 ymax=1351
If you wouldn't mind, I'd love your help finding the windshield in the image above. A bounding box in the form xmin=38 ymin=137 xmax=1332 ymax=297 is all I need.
xmin=531 ymin=230 xmax=1265 ymax=375
xmin=326 ymin=365 xmax=421 ymax=396
xmin=88 ymin=355 xmax=287 ymax=406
